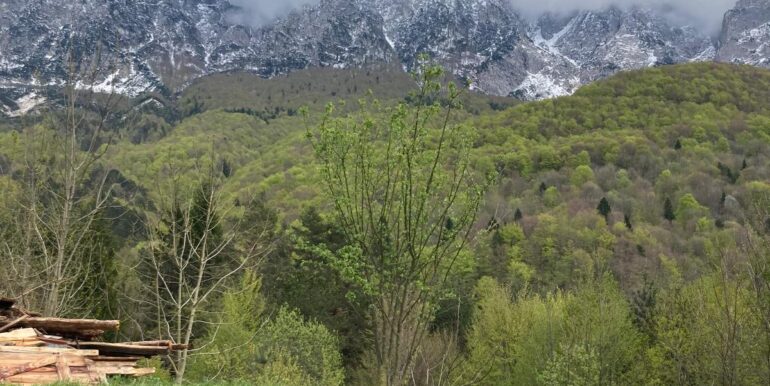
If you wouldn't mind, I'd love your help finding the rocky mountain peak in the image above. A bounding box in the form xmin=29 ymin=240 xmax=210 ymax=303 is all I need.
xmin=718 ymin=0 xmax=770 ymax=66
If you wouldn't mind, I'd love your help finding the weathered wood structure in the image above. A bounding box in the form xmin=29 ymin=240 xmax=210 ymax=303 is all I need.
xmin=0 ymin=297 xmax=183 ymax=384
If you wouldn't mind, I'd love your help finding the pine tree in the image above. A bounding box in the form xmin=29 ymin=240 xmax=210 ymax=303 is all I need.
xmin=674 ymin=139 xmax=682 ymax=150
xmin=539 ymin=182 xmax=548 ymax=196
xmin=597 ymin=197 xmax=611 ymax=223
xmin=664 ymin=198 xmax=676 ymax=223
xmin=742 ymin=159 xmax=748 ymax=170
xmin=514 ymin=208 xmax=523 ymax=222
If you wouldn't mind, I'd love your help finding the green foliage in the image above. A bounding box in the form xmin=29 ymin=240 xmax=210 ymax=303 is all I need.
xmin=463 ymin=276 xmax=641 ymax=385
xmin=7 ymin=62 xmax=770 ymax=386
xmin=309 ymin=61 xmax=486 ymax=383
xmin=571 ymin=164 xmax=595 ymax=186
xmin=539 ymin=344 xmax=601 ymax=386
xmin=649 ymin=274 xmax=768 ymax=385
xmin=675 ymin=193 xmax=708 ymax=225
xmin=180 ymin=65 xmax=414 ymax=116
xmin=543 ymin=186 xmax=560 ymax=208
xmin=188 ymin=275 xmax=345 ymax=386
xmin=261 ymin=207 xmax=369 ymax=367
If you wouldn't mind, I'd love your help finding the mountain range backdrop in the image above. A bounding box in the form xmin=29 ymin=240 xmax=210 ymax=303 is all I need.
xmin=1 ymin=1 xmax=770 ymax=385
xmin=1 ymin=0 xmax=769 ymax=115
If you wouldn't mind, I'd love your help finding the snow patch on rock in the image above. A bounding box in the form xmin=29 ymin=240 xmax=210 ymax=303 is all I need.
xmin=5 ymin=93 xmax=46 ymax=117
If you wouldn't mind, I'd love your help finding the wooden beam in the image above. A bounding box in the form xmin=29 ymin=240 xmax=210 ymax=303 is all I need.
xmin=70 ymin=342 xmax=171 ymax=357
xmin=0 ymin=346 xmax=99 ymax=356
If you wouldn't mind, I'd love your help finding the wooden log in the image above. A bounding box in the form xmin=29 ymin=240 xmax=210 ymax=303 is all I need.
xmin=9 ymin=317 xmax=119 ymax=334
xmin=0 ymin=315 xmax=29 ymax=333
xmin=125 ymin=340 xmax=174 ymax=347
xmin=115 ymin=340 xmax=189 ymax=350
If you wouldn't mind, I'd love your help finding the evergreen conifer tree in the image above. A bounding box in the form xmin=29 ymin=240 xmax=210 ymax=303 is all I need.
xmin=664 ymin=198 xmax=676 ymax=223
xmin=514 ymin=208 xmax=523 ymax=222
xmin=597 ymin=197 xmax=611 ymax=223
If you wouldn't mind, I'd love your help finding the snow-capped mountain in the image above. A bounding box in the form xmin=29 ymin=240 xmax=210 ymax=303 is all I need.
xmin=0 ymin=0 xmax=769 ymax=115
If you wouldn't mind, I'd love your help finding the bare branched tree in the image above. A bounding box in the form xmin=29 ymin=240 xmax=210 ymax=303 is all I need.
xmin=141 ymin=165 xmax=275 ymax=383
xmin=740 ymin=188 xmax=770 ymax=381
xmin=0 ymin=35 xmax=121 ymax=317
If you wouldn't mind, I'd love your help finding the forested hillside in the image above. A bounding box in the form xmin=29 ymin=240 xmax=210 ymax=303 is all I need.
xmin=1 ymin=62 xmax=769 ymax=385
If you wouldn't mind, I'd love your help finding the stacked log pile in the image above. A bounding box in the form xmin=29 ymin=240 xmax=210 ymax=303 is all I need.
xmin=0 ymin=297 xmax=184 ymax=384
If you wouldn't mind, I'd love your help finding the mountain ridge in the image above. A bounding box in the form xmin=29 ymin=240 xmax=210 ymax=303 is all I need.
xmin=1 ymin=0 xmax=769 ymax=116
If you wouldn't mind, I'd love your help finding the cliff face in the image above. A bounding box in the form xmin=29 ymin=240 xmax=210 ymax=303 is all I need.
xmin=717 ymin=0 xmax=770 ymax=68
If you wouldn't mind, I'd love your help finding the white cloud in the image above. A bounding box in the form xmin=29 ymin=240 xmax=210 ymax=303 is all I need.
xmin=228 ymin=0 xmax=319 ymax=27
xmin=509 ymin=0 xmax=736 ymax=34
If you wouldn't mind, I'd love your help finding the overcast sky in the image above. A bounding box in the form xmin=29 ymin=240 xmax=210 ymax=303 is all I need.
xmin=229 ymin=0 xmax=736 ymax=33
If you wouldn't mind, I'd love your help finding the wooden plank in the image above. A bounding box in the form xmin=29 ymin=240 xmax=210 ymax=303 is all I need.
xmin=55 ymin=355 xmax=71 ymax=381
xmin=95 ymin=366 xmax=155 ymax=376
xmin=86 ymin=363 xmax=108 ymax=384
xmin=91 ymin=356 xmax=143 ymax=362
xmin=0 ymin=346 xmax=99 ymax=356
xmin=0 ymin=328 xmax=37 ymax=341
xmin=1 ymin=340 xmax=45 ymax=347
xmin=0 ymin=354 xmax=57 ymax=380
xmin=5 ymin=371 xmax=96 ymax=384
xmin=90 ymin=361 xmax=139 ymax=368
xmin=72 ymin=342 xmax=170 ymax=357
xmin=0 ymin=354 xmax=89 ymax=367
xmin=0 ymin=315 xmax=30 ymax=333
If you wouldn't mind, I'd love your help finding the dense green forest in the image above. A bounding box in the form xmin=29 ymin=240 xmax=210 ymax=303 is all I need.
xmin=1 ymin=62 xmax=770 ymax=385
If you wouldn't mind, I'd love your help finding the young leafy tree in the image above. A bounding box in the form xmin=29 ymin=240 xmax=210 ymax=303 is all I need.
xmin=186 ymin=272 xmax=345 ymax=386
xmin=309 ymin=61 xmax=485 ymax=385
